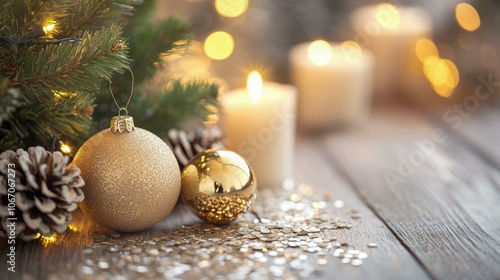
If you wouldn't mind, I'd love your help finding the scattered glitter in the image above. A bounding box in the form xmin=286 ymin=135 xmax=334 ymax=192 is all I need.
xmin=333 ymin=200 xmax=345 ymax=208
xmin=47 ymin=182 xmax=370 ymax=278
xmin=317 ymin=258 xmax=328 ymax=265
xmin=97 ymin=261 xmax=109 ymax=269
xmin=357 ymin=252 xmax=368 ymax=259
xmin=351 ymin=259 xmax=363 ymax=266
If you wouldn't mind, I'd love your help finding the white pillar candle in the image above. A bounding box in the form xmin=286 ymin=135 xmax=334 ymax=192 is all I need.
xmin=289 ymin=40 xmax=375 ymax=130
xmin=221 ymin=71 xmax=297 ymax=188
xmin=349 ymin=3 xmax=432 ymax=99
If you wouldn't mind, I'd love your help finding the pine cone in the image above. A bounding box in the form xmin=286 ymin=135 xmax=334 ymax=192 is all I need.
xmin=0 ymin=146 xmax=85 ymax=241
xmin=164 ymin=126 xmax=225 ymax=169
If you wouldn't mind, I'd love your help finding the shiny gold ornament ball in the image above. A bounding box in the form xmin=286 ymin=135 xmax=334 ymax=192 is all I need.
xmin=181 ymin=149 xmax=257 ymax=225
xmin=72 ymin=116 xmax=181 ymax=232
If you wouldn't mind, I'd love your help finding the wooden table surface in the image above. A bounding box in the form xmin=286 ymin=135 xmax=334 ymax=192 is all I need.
xmin=1 ymin=102 xmax=500 ymax=279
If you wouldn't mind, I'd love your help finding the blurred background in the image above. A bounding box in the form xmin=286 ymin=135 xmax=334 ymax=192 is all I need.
xmin=155 ymin=0 xmax=500 ymax=107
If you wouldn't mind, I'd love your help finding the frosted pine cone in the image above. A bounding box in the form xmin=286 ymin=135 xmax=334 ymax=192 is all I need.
xmin=164 ymin=126 xmax=225 ymax=169
xmin=0 ymin=146 xmax=85 ymax=241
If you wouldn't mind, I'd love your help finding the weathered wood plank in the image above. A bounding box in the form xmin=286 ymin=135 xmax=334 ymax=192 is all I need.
xmin=0 ymin=137 xmax=432 ymax=280
xmin=0 ymin=204 xmax=198 ymax=279
xmin=437 ymin=106 xmax=500 ymax=170
xmin=321 ymin=107 xmax=500 ymax=280
xmin=292 ymin=137 xmax=430 ymax=280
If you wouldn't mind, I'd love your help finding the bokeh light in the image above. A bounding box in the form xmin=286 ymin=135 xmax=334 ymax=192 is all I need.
xmin=423 ymin=56 xmax=459 ymax=98
xmin=375 ymin=3 xmax=400 ymax=30
xmin=204 ymin=31 xmax=235 ymax=60
xmin=60 ymin=142 xmax=71 ymax=154
xmin=307 ymin=40 xmax=332 ymax=66
xmin=340 ymin=40 xmax=363 ymax=63
xmin=43 ymin=23 xmax=55 ymax=34
xmin=34 ymin=233 xmax=58 ymax=247
xmin=215 ymin=0 xmax=248 ymax=18
xmin=456 ymin=3 xmax=480 ymax=32
xmin=415 ymin=39 xmax=438 ymax=63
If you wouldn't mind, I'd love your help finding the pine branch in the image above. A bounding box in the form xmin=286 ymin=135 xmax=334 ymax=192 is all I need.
xmin=3 ymin=90 xmax=95 ymax=150
xmin=0 ymin=128 xmax=25 ymax=152
xmin=14 ymin=26 xmax=130 ymax=104
xmin=124 ymin=0 xmax=192 ymax=65
xmin=136 ymin=80 xmax=220 ymax=135
xmin=1 ymin=0 xmax=140 ymax=151
xmin=114 ymin=0 xmax=193 ymax=90
xmin=125 ymin=16 xmax=192 ymax=86
xmin=0 ymin=87 xmax=22 ymax=126
xmin=0 ymin=0 xmax=71 ymax=42
xmin=93 ymin=1 xmax=194 ymax=129
xmin=58 ymin=0 xmax=142 ymax=38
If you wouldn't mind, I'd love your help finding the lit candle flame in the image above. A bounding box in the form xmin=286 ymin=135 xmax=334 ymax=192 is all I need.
xmin=247 ymin=71 xmax=263 ymax=103
xmin=307 ymin=40 xmax=332 ymax=66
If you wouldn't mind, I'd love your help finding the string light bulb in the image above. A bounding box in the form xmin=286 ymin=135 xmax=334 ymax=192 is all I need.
xmin=60 ymin=142 xmax=71 ymax=154
xmin=43 ymin=23 xmax=55 ymax=34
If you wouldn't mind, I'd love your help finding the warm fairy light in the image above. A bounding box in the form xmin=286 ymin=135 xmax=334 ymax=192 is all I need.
xmin=247 ymin=71 xmax=263 ymax=103
xmin=423 ymin=55 xmax=459 ymax=98
xmin=375 ymin=3 xmax=400 ymax=29
xmin=60 ymin=142 xmax=71 ymax=154
xmin=204 ymin=105 xmax=219 ymax=126
xmin=456 ymin=3 xmax=480 ymax=32
xmin=418 ymin=39 xmax=459 ymax=98
xmin=34 ymin=233 xmax=58 ymax=247
xmin=307 ymin=40 xmax=332 ymax=66
xmin=204 ymin=31 xmax=234 ymax=60
xmin=215 ymin=0 xmax=248 ymax=18
xmin=43 ymin=23 xmax=55 ymax=34
xmin=68 ymin=224 xmax=78 ymax=232
xmin=415 ymin=39 xmax=439 ymax=63
xmin=340 ymin=40 xmax=363 ymax=63
xmin=40 ymin=234 xmax=58 ymax=247
xmin=52 ymin=91 xmax=76 ymax=98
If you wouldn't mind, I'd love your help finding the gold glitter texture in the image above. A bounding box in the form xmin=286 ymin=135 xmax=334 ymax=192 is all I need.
xmin=181 ymin=149 xmax=257 ymax=224
xmin=72 ymin=126 xmax=181 ymax=232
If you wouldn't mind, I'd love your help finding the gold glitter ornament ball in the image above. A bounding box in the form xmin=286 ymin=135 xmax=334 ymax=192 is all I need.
xmin=72 ymin=116 xmax=181 ymax=232
xmin=181 ymin=149 xmax=257 ymax=224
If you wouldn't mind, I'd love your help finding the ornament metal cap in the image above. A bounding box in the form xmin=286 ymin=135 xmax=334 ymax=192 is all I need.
xmin=110 ymin=109 xmax=135 ymax=133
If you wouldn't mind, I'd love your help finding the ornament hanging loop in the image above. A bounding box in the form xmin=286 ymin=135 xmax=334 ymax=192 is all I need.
xmin=118 ymin=107 xmax=128 ymax=118
xmin=108 ymin=68 xmax=135 ymax=115
xmin=108 ymin=68 xmax=135 ymax=133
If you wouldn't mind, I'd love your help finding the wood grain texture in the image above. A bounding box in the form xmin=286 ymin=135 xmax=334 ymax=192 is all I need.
xmin=436 ymin=106 xmax=500 ymax=170
xmin=0 ymin=203 xmax=199 ymax=280
xmin=293 ymin=137 xmax=430 ymax=280
xmin=1 ymin=105 xmax=499 ymax=279
xmin=321 ymin=106 xmax=500 ymax=280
